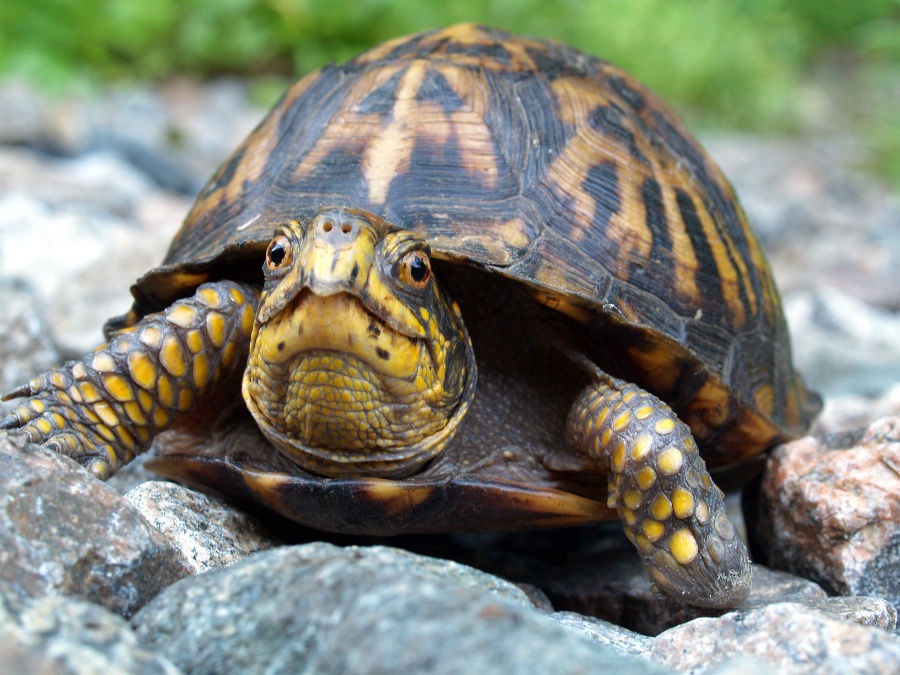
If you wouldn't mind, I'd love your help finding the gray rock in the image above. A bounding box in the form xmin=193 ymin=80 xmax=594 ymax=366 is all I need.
xmin=648 ymin=602 xmax=900 ymax=674
xmin=124 ymin=481 xmax=280 ymax=573
xmin=0 ymin=280 xmax=59 ymax=415
xmin=552 ymin=611 xmax=653 ymax=656
xmin=0 ymin=432 xmax=192 ymax=617
xmin=132 ymin=543 xmax=665 ymax=674
xmin=0 ymin=594 xmax=180 ymax=674
xmin=753 ymin=417 xmax=900 ymax=608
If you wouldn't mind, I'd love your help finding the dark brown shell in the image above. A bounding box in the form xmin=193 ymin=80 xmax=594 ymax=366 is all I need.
xmin=126 ymin=23 xmax=820 ymax=465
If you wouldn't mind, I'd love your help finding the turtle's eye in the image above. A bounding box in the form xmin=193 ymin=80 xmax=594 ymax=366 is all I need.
xmin=266 ymin=235 xmax=292 ymax=271
xmin=397 ymin=250 xmax=431 ymax=290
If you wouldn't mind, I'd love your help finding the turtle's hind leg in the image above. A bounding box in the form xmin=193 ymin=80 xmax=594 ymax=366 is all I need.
xmin=1 ymin=281 xmax=258 ymax=479
xmin=566 ymin=369 xmax=750 ymax=608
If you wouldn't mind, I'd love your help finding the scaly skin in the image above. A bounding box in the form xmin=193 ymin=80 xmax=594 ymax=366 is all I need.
xmin=566 ymin=369 xmax=750 ymax=608
xmin=1 ymin=281 xmax=258 ymax=479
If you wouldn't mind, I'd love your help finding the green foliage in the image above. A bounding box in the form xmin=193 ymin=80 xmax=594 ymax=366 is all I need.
xmin=0 ymin=0 xmax=897 ymax=177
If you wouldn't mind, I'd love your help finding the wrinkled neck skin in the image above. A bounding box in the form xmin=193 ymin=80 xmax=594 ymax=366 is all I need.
xmin=242 ymin=210 xmax=476 ymax=478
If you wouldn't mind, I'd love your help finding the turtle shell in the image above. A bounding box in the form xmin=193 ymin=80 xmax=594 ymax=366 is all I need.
xmin=123 ymin=23 xmax=820 ymax=474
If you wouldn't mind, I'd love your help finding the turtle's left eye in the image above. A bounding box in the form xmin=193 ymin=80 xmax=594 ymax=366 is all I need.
xmin=266 ymin=235 xmax=292 ymax=271
xmin=397 ymin=250 xmax=431 ymax=290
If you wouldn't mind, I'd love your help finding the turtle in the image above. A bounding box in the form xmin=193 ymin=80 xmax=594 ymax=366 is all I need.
xmin=1 ymin=23 xmax=820 ymax=608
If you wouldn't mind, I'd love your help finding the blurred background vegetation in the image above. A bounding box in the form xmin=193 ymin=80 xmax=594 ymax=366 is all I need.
xmin=0 ymin=0 xmax=898 ymax=182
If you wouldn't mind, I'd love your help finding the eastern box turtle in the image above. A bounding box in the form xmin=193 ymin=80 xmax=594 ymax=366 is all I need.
xmin=2 ymin=24 xmax=820 ymax=608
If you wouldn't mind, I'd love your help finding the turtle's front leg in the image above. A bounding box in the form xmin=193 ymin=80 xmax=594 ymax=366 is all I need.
xmin=1 ymin=281 xmax=258 ymax=479
xmin=566 ymin=370 xmax=750 ymax=608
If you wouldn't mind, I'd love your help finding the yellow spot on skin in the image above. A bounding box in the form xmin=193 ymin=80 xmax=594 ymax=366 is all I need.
xmin=650 ymin=494 xmax=672 ymax=520
xmin=91 ymin=353 xmax=116 ymax=373
xmin=601 ymin=428 xmax=613 ymax=447
xmin=68 ymin=385 xmax=83 ymax=403
xmin=160 ymin=336 xmax=187 ymax=377
xmin=622 ymin=390 xmax=637 ymax=403
xmin=700 ymin=473 xmax=713 ymax=490
xmin=642 ymin=520 xmax=666 ymax=542
xmin=669 ymin=529 xmax=699 ymax=565
xmin=658 ymin=447 xmax=684 ymax=475
xmin=672 ymin=488 xmax=695 ymax=519
xmin=595 ymin=405 xmax=611 ymax=427
xmin=167 ymin=304 xmax=198 ymax=328
xmin=222 ymin=343 xmax=238 ymax=368
xmin=72 ymin=363 xmax=87 ymax=380
xmin=177 ymin=389 xmax=194 ymax=412
xmin=229 ymin=287 xmax=246 ymax=307
xmin=623 ymin=490 xmax=642 ymax=510
xmin=127 ymin=352 xmax=157 ymax=391
xmin=140 ymin=325 xmax=162 ymax=349
xmin=636 ymin=467 xmax=657 ymax=490
xmin=103 ymin=374 xmax=134 ymax=402
xmin=612 ymin=441 xmax=627 ymax=473
xmin=198 ymin=287 xmax=223 ymax=308
xmin=631 ymin=434 xmax=653 ymax=462
xmin=241 ymin=303 xmax=254 ymax=335
xmin=622 ymin=508 xmax=637 ymax=526
xmin=137 ymin=389 xmax=154 ymax=413
xmin=124 ymin=401 xmax=146 ymax=426
xmin=635 ymin=533 xmax=653 ymax=554
xmin=714 ymin=512 xmax=736 ymax=540
xmin=696 ymin=500 xmax=711 ymax=524
xmin=153 ymin=407 xmax=169 ymax=429
xmin=206 ymin=312 xmax=227 ymax=347
xmin=79 ymin=382 xmax=101 ymax=403
xmin=655 ymin=418 xmax=676 ymax=435
xmin=186 ymin=330 xmax=204 ymax=354
xmin=157 ymin=375 xmax=175 ymax=408
xmin=95 ymin=424 xmax=115 ymax=442
xmin=612 ymin=410 xmax=632 ymax=432
xmin=94 ymin=402 xmax=119 ymax=427
xmin=193 ymin=353 xmax=210 ymax=389
xmin=635 ymin=405 xmax=654 ymax=420
xmin=36 ymin=419 xmax=53 ymax=435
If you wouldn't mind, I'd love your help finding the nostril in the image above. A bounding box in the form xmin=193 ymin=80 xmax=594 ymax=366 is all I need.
xmin=341 ymin=223 xmax=352 ymax=234
xmin=322 ymin=221 xmax=333 ymax=233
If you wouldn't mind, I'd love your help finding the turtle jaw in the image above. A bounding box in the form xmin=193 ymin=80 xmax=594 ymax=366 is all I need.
xmin=242 ymin=207 xmax=477 ymax=478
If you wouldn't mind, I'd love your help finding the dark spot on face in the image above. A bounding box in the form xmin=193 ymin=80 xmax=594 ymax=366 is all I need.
xmin=376 ymin=347 xmax=390 ymax=360
xmin=297 ymin=326 xmax=303 ymax=336
xmin=350 ymin=262 xmax=360 ymax=285
xmin=367 ymin=322 xmax=381 ymax=338
xmin=277 ymin=341 xmax=285 ymax=352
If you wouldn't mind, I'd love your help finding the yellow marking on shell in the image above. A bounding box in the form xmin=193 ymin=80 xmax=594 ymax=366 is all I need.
xmin=127 ymin=352 xmax=157 ymax=391
xmin=696 ymin=500 xmax=711 ymax=524
xmin=160 ymin=336 xmax=187 ymax=377
xmin=206 ymin=312 xmax=226 ymax=347
xmin=623 ymin=490 xmax=642 ymax=510
xmin=671 ymin=488 xmax=695 ymax=519
xmin=655 ymin=417 xmax=676 ymax=435
xmin=636 ymin=467 xmax=657 ymax=491
xmin=669 ymin=529 xmax=699 ymax=565
xmin=94 ymin=402 xmax=119 ymax=427
xmin=612 ymin=410 xmax=632 ymax=432
xmin=642 ymin=519 xmax=666 ymax=542
xmin=103 ymin=374 xmax=134 ymax=402
xmin=631 ymin=434 xmax=653 ymax=462
xmin=198 ymin=287 xmax=223 ymax=308
xmin=91 ymin=353 xmax=116 ymax=373
xmin=650 ymin=494 xmax=672 ymax=521
xmin=72 ymin=363 xmax=86 ymax=380
xmin=657 ymin=447 xmax=684 ymax=476
xmin=124 ymin=401 xmax=146 ymax=426
xmin=185 ymin=329 xmax=204 ymax=354
xmin=192 ymin=353 xmax=210 ymax=389
xmin=157 ymin=375 xmax=175 ymax=408
xmin=612 ymin=440 xmax=627 ymax=473
xmin=140 ymin=325 xmax=163 ymax=350
xmin=78 ymin=382 xmax=101 ymax=403
xmin=167 ymin=304 xmax=198 ymax=329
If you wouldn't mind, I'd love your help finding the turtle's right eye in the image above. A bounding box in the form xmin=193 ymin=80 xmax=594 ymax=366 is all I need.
xmin=266 ymin=235 xmax=292 ymax=271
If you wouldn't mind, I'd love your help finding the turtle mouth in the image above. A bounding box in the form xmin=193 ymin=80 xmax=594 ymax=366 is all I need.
xmin=253 ymin=289 xmax=426 ymax=381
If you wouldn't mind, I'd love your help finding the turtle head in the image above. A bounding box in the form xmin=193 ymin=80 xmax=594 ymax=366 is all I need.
xmin=243 ymin=207 xmax=476 ymax=477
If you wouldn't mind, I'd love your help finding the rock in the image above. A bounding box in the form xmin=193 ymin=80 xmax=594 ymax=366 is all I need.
xmin=123 ymin=481 xmax=280 ymax=573
xmin=0 ymin=594 xmax=180 ymax=674
xmin=0 ymin=280 xmax=59 ymax=415
xmin=551 ymin=611 xmax=653 ymax=657
xmin=0 ymin=432 xmax=193 ymax=618
xmin=813 ymin=384 xmax=900 ymax=436
xmin=784 ymin=288 xmax=900 ymax=400
xmin=648 ymin=602 xmax=900 ymax=674
xmin=131 ymin=543 xmax=665 ymax=674
xmin=752 ymin=417 xmax=900 ymax=607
